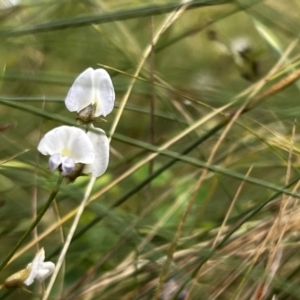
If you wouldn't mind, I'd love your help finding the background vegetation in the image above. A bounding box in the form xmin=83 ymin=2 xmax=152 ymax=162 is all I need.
xmin=0 ymin=0 xmax=300 ymax=299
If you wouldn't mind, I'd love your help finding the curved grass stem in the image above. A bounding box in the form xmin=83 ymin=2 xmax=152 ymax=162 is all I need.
xmin=42 ymin=176 xmax=96 ymax=300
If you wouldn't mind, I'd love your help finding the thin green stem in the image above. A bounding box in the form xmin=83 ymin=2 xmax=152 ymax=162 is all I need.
xmin=0 ymin=0 xmax=231 ymax=37
xmin=0 ymin=175 xmax=63 ymax=273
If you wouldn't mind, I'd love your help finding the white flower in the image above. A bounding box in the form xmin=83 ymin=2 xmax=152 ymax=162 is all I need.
xmin=24 ymin=248 xmax=55 ymax=286
xmin=38 ymin=126 xmax=95 ymax=176
xmin=65 ymin=68 xmax=115 ymax=119
xmin=83 ymin=125 xmax=109 ymax=177
xmin=230 ymin=37 xmax=251 ymax=55
xmin=0 ymin=0 xmax=19 ymax=10
xmin=37 ymin=125 xmax=109 ymax=178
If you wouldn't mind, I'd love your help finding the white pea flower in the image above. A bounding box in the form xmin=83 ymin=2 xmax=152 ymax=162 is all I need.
xmin=230 ymin=37 xmax=251 ymax=55
xmin=38 ymin=126 xmax=95 ymax=176
xmin=230 ymin=37 xmax=258 ymax=81
xmin=83 ymin=125 xmax=109 ymax=177
xmin=24 ymin=248 xmax=55 ymax=286
xmin=1 ymin=248 xmax=54 ymax=290
xmin=37 ymin=125 xmax=109 ymax=179
xmin=65 ymin=68 xmax=115 ymax=122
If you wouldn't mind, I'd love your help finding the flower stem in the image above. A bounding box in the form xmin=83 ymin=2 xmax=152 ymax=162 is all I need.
xmin=0 ymin=175 xmax=64 ymax=273
xmin=42 ymin=176 xmax=96 ymax=300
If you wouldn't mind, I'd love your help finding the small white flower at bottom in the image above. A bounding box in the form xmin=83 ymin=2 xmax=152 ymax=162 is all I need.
xmin=24 ymin=248 xmax=55 ymax=286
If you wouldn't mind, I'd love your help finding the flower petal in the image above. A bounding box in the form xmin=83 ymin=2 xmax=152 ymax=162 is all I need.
xmin=38 ymin=126 xmax=95 ymax=164
xmin=94 ymin=69 xmax=115 ymax=117
xmin=24 ymin=248 xmax=45 ymax=286
xmin=83 ymin=126 xmax=109 ymax=177
xmin=49 ymin=153 xmax=62 ymax=172
xmin=35 ymin=262 xmax=55 ymax=283
xmin=61 ymin=156 xmax=75 ymax=175
xmin=38 ymin=127 xmax=68 ymax=156
xmin=65 ymin=68 xmax=94 ymax=113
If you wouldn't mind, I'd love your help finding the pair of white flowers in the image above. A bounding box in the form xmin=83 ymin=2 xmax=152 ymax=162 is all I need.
xmin=38 ymin=68 xmax=115 ymax=179
xmin=10 ymin=69 xmax=114 ymax=287
xmin=2 ymin=69 xmax=115 ymax=289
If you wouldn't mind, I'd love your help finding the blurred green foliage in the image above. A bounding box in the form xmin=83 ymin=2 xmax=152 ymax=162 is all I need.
xmin=0 ymin=0 xmax=300 ymax=299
